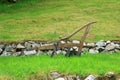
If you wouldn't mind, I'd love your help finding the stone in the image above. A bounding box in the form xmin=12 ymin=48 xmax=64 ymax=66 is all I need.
xmin=11 ymin=43 xmax=16 ymax=49
xmin=76 ymin=75 xmax=81 ymax=80
xmin=72 ymin=46 xmax=79 ymax=51
xmin=47 ymin=50 xmax=53 ymax=55
xmin=105 ymin=72 xmax=116 ymax=80
xmin=23 ymin=50 xmax=37 ymax=55
xmin=55 ymin=77 xmax=65 ymax=80
xmin=67 ymin=41 xmax=71 ymax=43
xmin=1 ymin=51 xmax=12 ymax=56
xmin=0 ymin=48 xmax=2 ymax=54
xmin=83 ymin=42 xmax=87 ymax=46
xmin=16 ymin=44 xmax=25 ymax=49
xmin=96 ymin=47 xmax=105 ymax=52
xmin=84 ymin=75 xmax=97 ymax=80
xmin=61 ymin=50 xmax=67 ymax=55
xmin=24 ymin=42 xmax=32 ymax=50
xmin=115 ymin=49 xmax=120 ymax=52
xmin=87 ymin=43 xmax=96 ymax=47
xmin=96 ymin=41 xmax=106 ymax=47
xmin=82 ymin=48 xmax=89 ymax=53
xmin=56 ymin=50 xmax=62 ymax=55
xmin=31 ymin=43 xmax=40 ymax=48
xmin=72 ymin=40 xmax=80 ymax=44
xmin=49 ymin=71 xmax=61 ymax=79
xmin=109 ymin=50 xmax=115 ymax=53
xmin=37 ymin=50 xmax=44 ymax=55
xmin=4 ymin=45 xmax=13 ymax=52
xmin=27 ymin=41 xmax=41 ymax=48
xmin=66 ymin=75 xmax=76 ymax=80
xmin=60 ymin=41 xmax=66 ymax=44
xmin=105 ymin=43 xmax=116 ymax=51
xmin=115 ymin=44 xmax=120 ymax=49
xmin=28 ymin=41 xmax=36 ymax=44
xmin=106 ymin=40 xmax=111 ymax=44
xmin=89 ymin=49 xmax=99 ymax=54
xmin=12 ymin=52 xmax=21 ymax=56
xmin=0 ymin=43 xmax=5 ymax=49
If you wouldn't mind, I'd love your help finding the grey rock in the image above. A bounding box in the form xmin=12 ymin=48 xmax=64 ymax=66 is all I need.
xmin=76 ymin=75 xmax=80 ymax=80
xmin=37 ymin=50 xmax=44 ymax=55
xmin=115 ymin=49 xmax=120 ymax=52
xmin=70 ymin=48 xmax=73 ymax=51
xmin=72 ymin=46 xmax=79 ymax=51
xmin=115 ymin=44 xmax=120 ymax=49
xmin=47 ymin=50 xmax=53 ymax=55
xmin=102 ymin=49 xmax=115 ymax=53
xmin=102 ymin=50 xmax=110 ymax=53
xmin=31 ymin=43 xmax=40 ymax=48
xmin=96 ymin=47 xmax=105 ymax=52
xmin=83 ymin=42 xmax=87 ymax=46
xmin=60 ymin=41 xmax=66 ymax=44
xmin=105 ymin=72 xmax=116 ymax=80
xmin=27 ymin=41 xmax=41 ymax=48
xmin=12 ymin=52 xmax=21 ymax=56
xmin=0 ymin=43 xmax=5 ymax=48
xmin=50 ymin=71 xmax=61 ymax=79
xmin=55 ymin=77 xmax=65 ymax=80
xmin=67 ymin=41 xmax=71 ymax=43
xmin=82 ymin=48 xmax=89 ymax=52
xmin=109 ymin=50 xmax=115 ymax=53
xmin=5 ymin=45 xmax=13 ymax=52
xmin=0 ymin=48 xmax=2 ymax=54
xmin=96 ymin=41 xmax=106 ymax=47
xmin=89 ymin=49 xmax=99 ymax=54
xmin=24 ymin=42 xmax=32 ymax=50
xmin=105 ymin=43 xmax=116 ymax=51
xmin=11 ymin=43 xmax=16 ymax=48
xmin=72 ymin=40 xmax=80 ymax=44
xmin=84 ymin=75 xmax=97 ymax=80
xmin=61 ymin=50 xmax=67 ymax=55
xmin=56 ymin=50 xmax=62 ymax=55
xmin=1 ymin=51 xmax=12 ymax=56
xmin=87 ymin=43 xmax=96 ymax=47
xmin=105 ymin=72 xmax=115 ymax=78
xmin=28 ymin=41 xmax=36 ymax=44
xmin=17 ymin=44 xmax=25 ymax=49
xmin=23 ymin=50 xmax=37 ymax=55
xmin=66 ymin=75 xmax=76 ymax=80
xmin=106 ymin=40 xmax=111 ymax=44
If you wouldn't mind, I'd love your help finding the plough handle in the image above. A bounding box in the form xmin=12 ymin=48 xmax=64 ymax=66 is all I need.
xmin=60 ymin=21 xmax=97 ymax=41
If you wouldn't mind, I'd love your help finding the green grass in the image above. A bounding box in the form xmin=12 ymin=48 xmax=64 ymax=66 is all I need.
xmin=0 ymin=0 xmax=120 ymax=79
xmin=0 ymin=0 xmax=120 ymax=42
xmin=0 ymin=53 xmax=120 ymax=80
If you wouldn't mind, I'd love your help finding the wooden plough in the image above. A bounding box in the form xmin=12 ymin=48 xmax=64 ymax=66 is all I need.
xmin=38 ymin=21 xmax=97 ymax=57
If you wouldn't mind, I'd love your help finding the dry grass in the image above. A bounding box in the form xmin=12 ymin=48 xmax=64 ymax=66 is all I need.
xmin=0 ymin=0 xmax=120 ymax=42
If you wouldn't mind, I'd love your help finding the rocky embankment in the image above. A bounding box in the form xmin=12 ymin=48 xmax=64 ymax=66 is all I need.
xmin=0 ymin=40 xmax=120 ymax=56
xmin=29 ymin=71 xmax=120 ymax=80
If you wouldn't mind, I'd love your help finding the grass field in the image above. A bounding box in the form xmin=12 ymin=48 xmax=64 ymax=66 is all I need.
xmin=0 ymin=53 xmax=120 ymax=80
xmin=0 ymin=0 xmax=120 ymax=42
xmin=0 ymin=0 xmax=120 ymax=80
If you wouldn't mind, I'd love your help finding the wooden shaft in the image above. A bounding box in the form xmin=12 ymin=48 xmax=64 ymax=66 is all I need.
xmin=39 ymin=43 xmax=81 ymax=50
xmin=60 ymin=21 xmax=96 ymax=41
xmin=78 ymin=25 xmax=91 ymax=56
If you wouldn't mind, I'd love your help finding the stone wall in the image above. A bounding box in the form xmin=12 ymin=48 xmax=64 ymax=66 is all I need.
xmin=29 ymin=71 xmax=120 ymax=80
xmin=48 ymin=71 xmax=120 ymax=80
xmin=0 ymin=40 xmax=120 ymax=56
